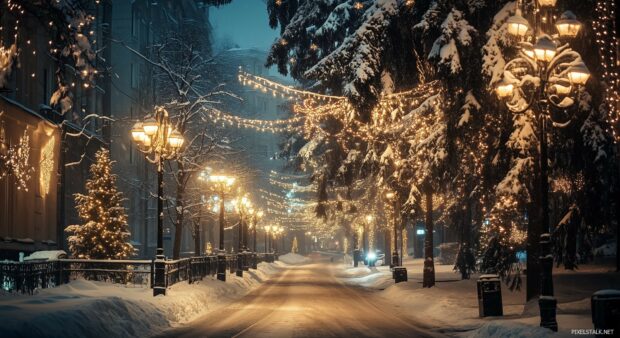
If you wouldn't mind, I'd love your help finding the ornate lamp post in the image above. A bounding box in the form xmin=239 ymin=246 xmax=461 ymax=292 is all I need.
xmin=249 ymin=209 xmax=264 ymax=252
xmin=131 ymin=107 xmax=184 ymax=297
xmin=264 ymin=225 xmax=272 ymax=253
xmin=235 ymin=195 xmax=252 ymax=252
xmin=199 ymin=169 xmax=235 ymax=281
xmin=496 ymin=0 xmax=589 ymax=331
xmin=386 ymin=192 xmax=400 ymax=268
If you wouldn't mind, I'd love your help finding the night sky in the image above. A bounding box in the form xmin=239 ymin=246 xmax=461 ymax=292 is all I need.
xmin=209 ymin=0 xmax=279 ymax=52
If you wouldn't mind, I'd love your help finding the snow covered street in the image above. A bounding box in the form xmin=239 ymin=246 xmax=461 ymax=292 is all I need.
xmin=159 ymin=255 xmax=439 ymax=338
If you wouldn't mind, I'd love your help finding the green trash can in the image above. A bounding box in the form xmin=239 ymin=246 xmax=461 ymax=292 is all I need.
xmin=477 ymin=274 xmax=503 ymax=317
xmin=591 ymin=289 xmax=620 ymax=336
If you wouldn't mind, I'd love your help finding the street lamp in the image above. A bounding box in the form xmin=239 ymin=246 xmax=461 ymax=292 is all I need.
xmin=496 ymin=1 xmax=589 ymax=331
xmin=264 ymin=225 xmax=272 ymax=253
xmin=236 ymin=195 xmax=252 ymax=252
xmin=131 ymin=107 xmax=184 ymax=297
xmin=249 ymin=209 xmax=264 ymax=252
xmin=386 ymin=192 xmax=400 ymax=268
xmin=199 ymin=169 xmax=235 ymax=281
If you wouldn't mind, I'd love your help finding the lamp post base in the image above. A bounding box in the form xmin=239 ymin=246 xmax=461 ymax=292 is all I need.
xmin=391 ymin=251 xmax=399 ymax=269
xmin=539 ymin=296 xmax=558 ymax=332
xmin=217 ymin=253 xmax=227 ymax=282
xmin=153 ymin=249 xmax=166 ymax=296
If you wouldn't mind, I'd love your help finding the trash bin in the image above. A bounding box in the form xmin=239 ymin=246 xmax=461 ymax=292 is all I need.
xmin=353 ymin=249 xmax=360 ymax=267
xmin=393 ymin=267 xmax=407 ymax=283
xmin=591 ymin=289 xmax=620 ymax=335
xmin=477 ymin=274 xmax=503 ymax=317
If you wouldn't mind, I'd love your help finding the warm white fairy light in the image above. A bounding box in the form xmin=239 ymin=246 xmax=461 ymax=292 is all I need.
xmin=39 ymin=135 xmax=55 ymax=195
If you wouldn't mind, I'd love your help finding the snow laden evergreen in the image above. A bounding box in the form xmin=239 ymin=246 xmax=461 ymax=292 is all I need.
xmin=266 ymin=0 xmax=618 ymax=288
xmin=65 ymin=148 xmax=134 ymax=259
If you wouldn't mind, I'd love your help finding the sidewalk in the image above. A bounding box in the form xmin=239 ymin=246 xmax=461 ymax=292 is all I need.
xmin=336 ymin=257 xmax=619 ymax=337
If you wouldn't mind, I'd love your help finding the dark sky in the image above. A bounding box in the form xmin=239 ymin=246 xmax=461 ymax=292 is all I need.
xmin=209 ymin=0 xmax=279 ymax=52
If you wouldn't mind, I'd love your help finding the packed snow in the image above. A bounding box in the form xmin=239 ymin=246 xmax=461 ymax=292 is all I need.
xmin=277 ymin=253 xmax=311 ymax=265
xmin=337 ymin=256 xmax=618 ymax=337
xmin=0 ymin=262 xmax=282 ymax=338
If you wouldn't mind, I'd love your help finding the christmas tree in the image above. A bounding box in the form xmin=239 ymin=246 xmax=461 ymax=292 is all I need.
xmin=65 ymin=148 xmax=134 ymax=259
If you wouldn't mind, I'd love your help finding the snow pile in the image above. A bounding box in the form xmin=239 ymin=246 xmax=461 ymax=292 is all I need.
xmin=0 ymin=262 xmax=281 ymax=338
xmin=593 ymin=241 xmax=616 ymax=257
xmin=464 ymin=322 xmax=557 ymax=338
xmin=278 ymin=253 xmax=311 ymax=265
xmin=23 ymin=250 xmax=67 ymax=261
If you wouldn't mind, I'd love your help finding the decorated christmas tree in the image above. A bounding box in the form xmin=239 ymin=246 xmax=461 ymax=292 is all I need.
xmin=65 ymin=148 xmax=134 ymax=259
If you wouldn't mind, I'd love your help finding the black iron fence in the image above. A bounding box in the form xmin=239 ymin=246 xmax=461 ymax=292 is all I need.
xmin=0 ymin=252 xmax=277 ymax=294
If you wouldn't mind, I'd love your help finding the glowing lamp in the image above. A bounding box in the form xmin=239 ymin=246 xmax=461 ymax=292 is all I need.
xmin=142 ymin=135 xmax=152 ymax=147
xmin=495 ymin=79 xmax=514 ymax=98
xmin=367 ymin=252 xmax=376 ymax=260
xmin=567 ymin=63 xmax=590 ymax=85
xmin=167 ymin=129 xmax=184 ymax=149
xmin=142 ymin=118 xmax=159 ymax=136
xmin=131 ymin=122 xmax=145 ymax=142
xmin=533 ymin=35 xmax=556 ymax=62
xmin=556 ymin=11 xmax=581 ymax=38
xmin=507 ymin=10 xmax=530 ymax=38
xmin=386 ymin=192 xmax=395 ymax=199
xmin=521 ymin=42 xmax=535 ymax=59
xmin=537 ymin=0 xmax=557 ymax=7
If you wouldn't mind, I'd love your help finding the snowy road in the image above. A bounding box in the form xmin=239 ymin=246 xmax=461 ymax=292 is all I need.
xmin=159 ymin=258 xmax=441 ymax=338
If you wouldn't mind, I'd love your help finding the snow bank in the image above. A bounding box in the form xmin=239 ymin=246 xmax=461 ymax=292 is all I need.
xmin=278 ymin=253 xmax=311 ymax=265
xmin=337 ymin=257 xmax=615 ymax=337
xmin=0 ymin=262 xmax=281 ymax=338
xmin=464 ymin=322 xmax=556 ymax=338
xmin=23 ymin=250 xmax=67 ymax=261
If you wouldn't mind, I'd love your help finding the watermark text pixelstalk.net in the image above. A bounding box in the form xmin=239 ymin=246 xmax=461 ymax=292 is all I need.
xmin=571 ymin=329 xmax=615 ymax=335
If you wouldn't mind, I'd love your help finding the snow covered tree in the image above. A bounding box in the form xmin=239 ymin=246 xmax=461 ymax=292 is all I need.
xmin=264 ymin=0 xmax=618 ymax=292
xmin=65 ymin=148 xmax=134 ymax=259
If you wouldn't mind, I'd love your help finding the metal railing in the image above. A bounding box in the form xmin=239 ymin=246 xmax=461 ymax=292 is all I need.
xmin=0 ymin=252 xmax=277 ymax=294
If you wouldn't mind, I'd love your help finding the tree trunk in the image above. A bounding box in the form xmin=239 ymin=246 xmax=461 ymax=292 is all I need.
xmin=172 ymin=166 xmax=185 ymax=259
xmin=384 ymin=228 xmax=391 ymax=266
xmin=423 ymin=188 xmax=435 ymax=287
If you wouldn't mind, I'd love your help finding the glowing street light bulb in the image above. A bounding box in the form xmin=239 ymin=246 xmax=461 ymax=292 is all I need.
xmin=167 ymin=129 xmax=184 ymax=149
xmin=507 ymin=10 xmax=530 ymax=38
xmin=386 ymin=192 xmax=395 ymax=199
xmin=495 ymin=79 xmax=514 ymax=98
xmin=567 ymin=63 xmax=591 ymax=85
xmin=533 ymin=35 xmax=556 ymax=62
xmin=131 ymin=122 xmax=145 ymax=142
xmin=556 ymin=11 xmax=581 ymax=38
xmin=537 ymin=0 xmax=557 ymax=7
xmin=142 ymin=117 xmax=159 ymax=136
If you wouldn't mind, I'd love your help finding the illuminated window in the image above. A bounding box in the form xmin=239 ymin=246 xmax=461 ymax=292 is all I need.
xmin=39 ymin=135 xmax=55 ymax=195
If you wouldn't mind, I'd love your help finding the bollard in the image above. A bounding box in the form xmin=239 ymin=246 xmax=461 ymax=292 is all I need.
xmin=217 ymin=253 xmax=227 ymax=282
